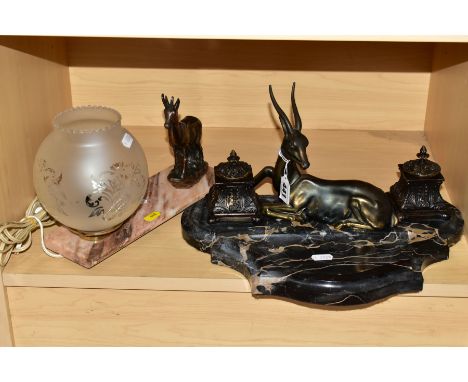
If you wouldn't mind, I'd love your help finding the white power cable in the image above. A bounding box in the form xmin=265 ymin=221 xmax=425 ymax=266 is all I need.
xmin=0 ymin=198 xmax=61 ymax=267
xmin=25 ymin=215 xmax=62 ymax=259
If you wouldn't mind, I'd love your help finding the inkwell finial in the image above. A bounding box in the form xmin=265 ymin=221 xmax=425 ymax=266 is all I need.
xmin=401 ymin=145 xmax=441 ymax=178
xmin=417 ymin=145 xmax=430 ymax=160
xmin=228 ymin=150 xmax=240 ymax=162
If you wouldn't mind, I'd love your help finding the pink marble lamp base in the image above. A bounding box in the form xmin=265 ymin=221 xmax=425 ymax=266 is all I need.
xmin=45 ymin=167 xmax=214 ymax=268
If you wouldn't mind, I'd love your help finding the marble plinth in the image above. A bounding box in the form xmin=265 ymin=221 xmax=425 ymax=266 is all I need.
xmin=182 ymin=196 xmax=463 ymax=306
xmin=45 ymin=166 xmax=214 ymax=268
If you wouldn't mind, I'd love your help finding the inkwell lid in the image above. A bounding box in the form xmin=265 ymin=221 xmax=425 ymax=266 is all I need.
xmin=401 ymin=146 xmax=441 ymax=178
xmin=214 ymin=150 xmax=253 ymax=182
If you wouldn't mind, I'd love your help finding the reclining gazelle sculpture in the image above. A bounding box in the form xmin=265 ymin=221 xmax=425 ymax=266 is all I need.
xmin=254 ymin=83 xmax=397 ymax=230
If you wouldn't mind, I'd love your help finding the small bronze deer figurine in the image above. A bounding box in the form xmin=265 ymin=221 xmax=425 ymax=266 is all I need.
xmin=162 ymin=94 xmax=208 ymax=187
xmin=255 ymin=83 xmax=397 ymax=230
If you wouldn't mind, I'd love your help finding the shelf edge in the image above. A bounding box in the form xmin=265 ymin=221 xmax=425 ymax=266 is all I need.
xmin=4 ymin=273 xmax=468 ymax=299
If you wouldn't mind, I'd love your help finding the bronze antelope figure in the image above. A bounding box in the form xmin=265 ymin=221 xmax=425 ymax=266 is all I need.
xmin=255 ymin=83 xmax=397 ymax=230
xmin=162 ymin=94 xmax=207 ymax=187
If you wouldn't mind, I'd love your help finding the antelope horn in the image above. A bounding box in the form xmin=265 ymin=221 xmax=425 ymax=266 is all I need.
xmin=161 ymin=93 xmax=168 ymax=107
xmin=291 ymin=82 xmax=302 ymax=131
xmin=269 ymin=85 xmax=293 ymax=135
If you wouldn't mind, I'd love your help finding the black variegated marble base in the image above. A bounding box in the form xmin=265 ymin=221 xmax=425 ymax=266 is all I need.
xmin=182 ymin=196 xmax=463 ymax=306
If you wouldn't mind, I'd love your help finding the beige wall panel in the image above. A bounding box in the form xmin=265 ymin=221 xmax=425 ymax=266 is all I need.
xmin=425 ymin=43 xmax=468 ymax=237
xmin=68 ymin=39 xmax=431 ymax=131
xmin=8 ymin=287 xmax=468 ymax=346
xmin=70 ymin=67 xmax=429 ymax=131
xmin=0 ymin=39 xmax=72 ymax=221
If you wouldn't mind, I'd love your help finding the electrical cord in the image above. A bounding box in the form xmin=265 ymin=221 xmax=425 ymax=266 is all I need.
xmin=0 ymin=197 xmax=61 ymax=267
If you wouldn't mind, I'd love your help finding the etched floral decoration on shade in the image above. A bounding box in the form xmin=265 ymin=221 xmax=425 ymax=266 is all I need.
xmin=37 ymin=159 xmax=68 ymax=217
xmin=86 ymin=161 xmax=147 ymax=221
xmin=33 ymin=106 xmax=149 ymax=237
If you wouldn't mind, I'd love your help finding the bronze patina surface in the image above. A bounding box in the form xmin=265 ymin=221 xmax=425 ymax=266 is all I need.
xmin=182 ymin=83 xmax=463 ymax=306
xmin=162 ymin=94 xmax=208 ymax=188
xmin=254 ymin=83 xmax=396 ymax=230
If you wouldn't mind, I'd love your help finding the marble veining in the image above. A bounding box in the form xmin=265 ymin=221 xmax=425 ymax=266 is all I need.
xmin=45 ymin=166 xmax=214 ymax=268
xmin=182 ymin=195 xmax=462 ymax=306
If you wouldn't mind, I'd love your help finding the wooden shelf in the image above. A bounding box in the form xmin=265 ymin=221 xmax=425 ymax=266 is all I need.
xmin=4 ymin=126 xmax=467 ymax=298
xmin=2 ymin=35 xmax=468 ymax=346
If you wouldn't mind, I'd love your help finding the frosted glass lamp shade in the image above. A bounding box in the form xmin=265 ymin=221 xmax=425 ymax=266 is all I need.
xmin=33 ymin=106 xmax=149 ymax=236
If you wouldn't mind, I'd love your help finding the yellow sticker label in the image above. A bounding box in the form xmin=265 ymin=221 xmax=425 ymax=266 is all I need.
xmin=144 ymin=211 xmax=161 ymax=222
